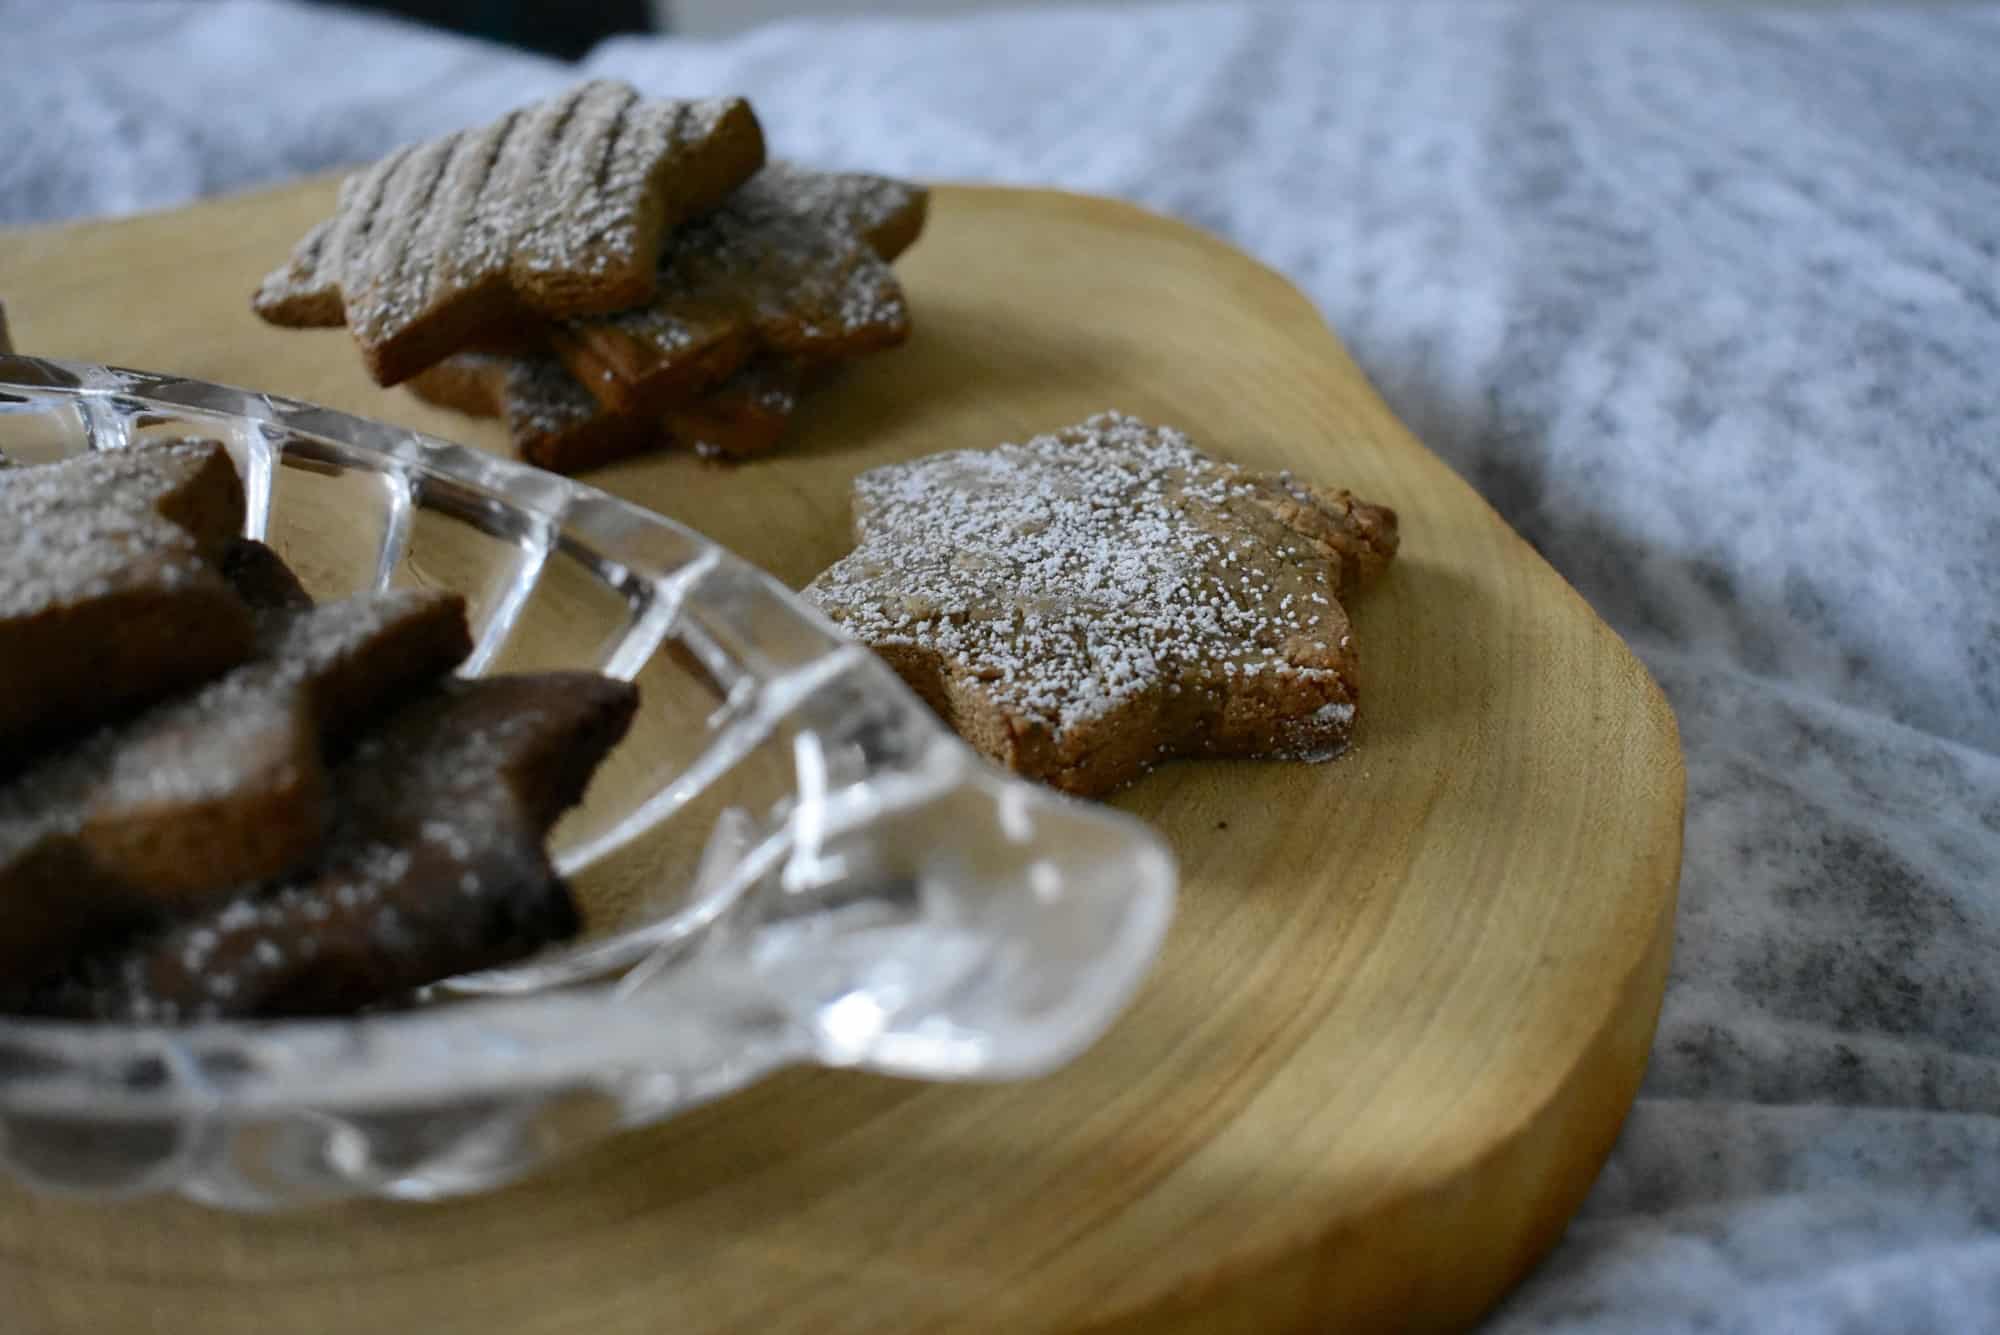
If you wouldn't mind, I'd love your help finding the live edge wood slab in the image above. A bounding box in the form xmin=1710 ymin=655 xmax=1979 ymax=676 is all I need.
xmin=0 ymin=179 xmax=1682 ymax=1334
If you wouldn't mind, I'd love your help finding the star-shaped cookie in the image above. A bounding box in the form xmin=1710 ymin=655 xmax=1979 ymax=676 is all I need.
xmin=252 ymin=81 xmax=765 ymax=386
xmin=40 ymin=672 xmax=636 ymax=1022
xmin=0 ymin=441 xmax=254 ymax=752
xmin=410 ymin=351 xmax=801 ymax=473
xmin=0 ymin=584 xmax=470 ymax=1003
xmin=547 ymin=163 xmax=927 ymax=415
xmin=805 ymin=414 xmax=1400 ymax=797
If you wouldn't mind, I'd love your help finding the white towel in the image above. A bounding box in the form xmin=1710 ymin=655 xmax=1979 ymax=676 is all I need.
xmin=5 ymin=2 xmax=1998 ymax=1327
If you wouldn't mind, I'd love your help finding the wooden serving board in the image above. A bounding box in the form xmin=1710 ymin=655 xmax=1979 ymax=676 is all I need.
xmin=0 ymin=181 xmax=1682 ymax=1334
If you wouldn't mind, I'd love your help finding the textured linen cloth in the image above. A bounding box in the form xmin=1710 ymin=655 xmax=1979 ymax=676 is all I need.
xmin=4 ymin=1 xmax=1998 ymax=1328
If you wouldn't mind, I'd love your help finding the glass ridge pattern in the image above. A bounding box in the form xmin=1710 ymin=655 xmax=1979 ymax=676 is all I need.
xmin=0 ymin=357 xmax=1175 ymax=1208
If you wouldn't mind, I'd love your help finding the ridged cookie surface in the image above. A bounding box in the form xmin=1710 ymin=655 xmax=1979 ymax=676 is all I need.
xmin=253 ymin=81 xmax=765 ymax=386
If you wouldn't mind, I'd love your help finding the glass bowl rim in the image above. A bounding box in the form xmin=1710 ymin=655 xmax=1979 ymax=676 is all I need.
xmin=0 ymin=355 xmax=1175 ymax=1117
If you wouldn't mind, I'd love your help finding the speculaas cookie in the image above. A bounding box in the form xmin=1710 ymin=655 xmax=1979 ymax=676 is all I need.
xmin=252 ymin=81 xmax=766 ymax=387
xmin=804 ymin=413 xmax=1400 ymax=797
xmin=220 ymin=537 xmax=316 ymax=613
xmin=39 ymin=672 xmax=636 ymax=1022
xmin=662 ymin=358 xmax=802 ymax=461
xmin=403 ymin=350 xmax=513 ymax=419
xmin=0 ymin=442 xmax=255 ymax=754
xmin=409 ymin=351 xmax=801 ymax=472
xmin=0 ymin=586 xmax=470 ymax=998
xmin=375 ymin=155 xmax=924 ymax=471
xmin=548 ymin=163 xmax=927 ymax=416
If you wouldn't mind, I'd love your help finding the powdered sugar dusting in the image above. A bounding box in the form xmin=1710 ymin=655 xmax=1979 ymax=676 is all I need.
xmin=0 ymin=591 xmax=461 ymax=876
xmin=747 ymin=367 xmax=800 ymax=415
xmin=502 ymin=355 xmax=607 ymax=438
xmin=805 ymin=413 xmax=1370 ymax=740
xmin=51 ymin=675 xmax=632 ymax=1022
xmin=0 ymin=442 xmax=233 ymax=620
xmin=662 ymin=358 xmax=801 ymax=460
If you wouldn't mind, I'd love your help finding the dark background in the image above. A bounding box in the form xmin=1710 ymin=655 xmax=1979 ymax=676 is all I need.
xmin=320 ymin=0 xmax=658 ymax=59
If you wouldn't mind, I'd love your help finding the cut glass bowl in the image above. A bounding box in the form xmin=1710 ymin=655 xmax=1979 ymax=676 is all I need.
xmin=0 ymin=357 xmax=1176 ymax=1209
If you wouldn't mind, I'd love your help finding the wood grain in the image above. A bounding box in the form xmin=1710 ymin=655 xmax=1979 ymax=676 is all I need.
xmin=0 ymin=179 xmax=1683 ymax=1334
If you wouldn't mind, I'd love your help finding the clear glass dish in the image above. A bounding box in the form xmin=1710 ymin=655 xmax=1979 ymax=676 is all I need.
xmin=0 ymin=356 xmax=1175 ymax=1210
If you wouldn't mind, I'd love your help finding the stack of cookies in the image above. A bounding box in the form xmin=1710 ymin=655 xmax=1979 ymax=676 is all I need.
xmin=0 ymin=442 xmax=636 ymax=1022
xmin=252 ymin=80 xmax=927 ymax=474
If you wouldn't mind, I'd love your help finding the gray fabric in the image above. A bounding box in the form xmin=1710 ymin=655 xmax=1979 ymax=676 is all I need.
xmin=5 ymin=1 xmax=1998 ymax=1327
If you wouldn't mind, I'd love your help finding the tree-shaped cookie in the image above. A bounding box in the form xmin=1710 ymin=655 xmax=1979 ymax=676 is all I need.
xmin=805 ymin=414 xmax=1400 ymax=797
xmin=252 ymin=81 xmax=765 ymax=386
